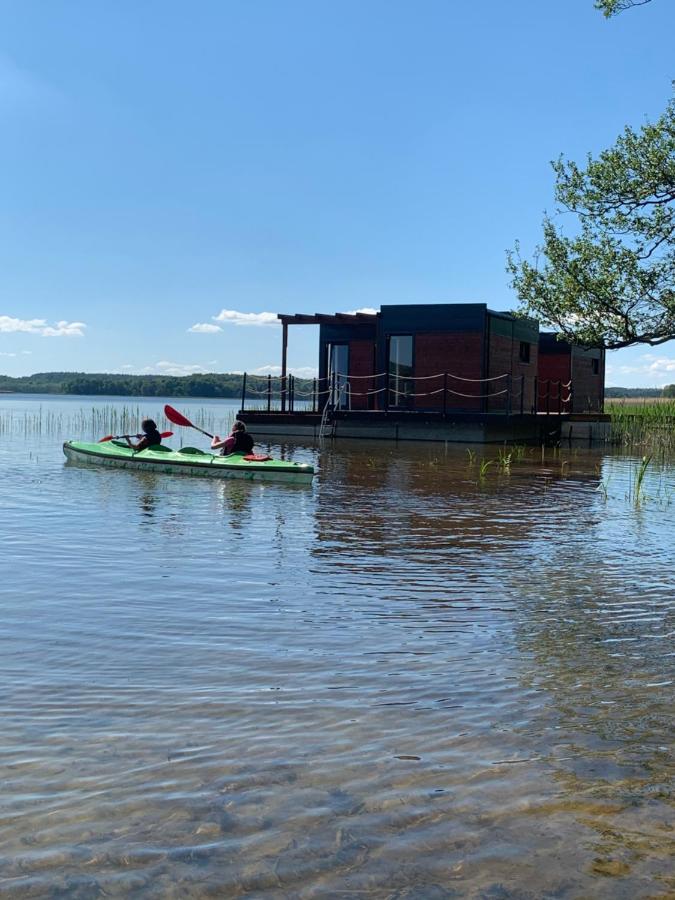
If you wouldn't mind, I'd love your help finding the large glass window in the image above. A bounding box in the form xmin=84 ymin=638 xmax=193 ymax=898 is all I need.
xmin=326 ymin=343 xmax=350 ymax=409
xmin=388 ymin=335 xmax=414 ymax=407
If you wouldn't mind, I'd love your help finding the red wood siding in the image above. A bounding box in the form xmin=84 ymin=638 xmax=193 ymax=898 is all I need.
xmin=349 ymin=339 xmax=376 ymax=410
xmin=537 ymin=353 xmax=571 ymax=412
xmin=414 ymin=332 xmax=483 ymax=411
xmin=571 ymin=350 xmax=604 ymax=413
xmin=488 ymin=334 xmax=538 ymax=413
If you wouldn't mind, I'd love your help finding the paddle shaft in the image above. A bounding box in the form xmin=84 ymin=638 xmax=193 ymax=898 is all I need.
xmin=100 ymin=430 xmax=173 ymax=443
xmin=163 ymin=404 xmax=214 ymax=438
xmin=188 ymin=423 xmax=214 ymax=439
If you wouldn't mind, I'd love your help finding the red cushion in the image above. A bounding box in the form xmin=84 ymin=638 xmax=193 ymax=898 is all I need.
xmin=244 ymin=454 xmax=272 ymax=462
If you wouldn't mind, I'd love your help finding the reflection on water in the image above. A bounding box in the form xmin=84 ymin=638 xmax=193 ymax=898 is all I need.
xmin=0 ymin=396 xmax=673 ymax=898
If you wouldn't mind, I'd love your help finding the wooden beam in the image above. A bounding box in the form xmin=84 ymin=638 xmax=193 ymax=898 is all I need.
xmin=281 ymin=321 xmax=288 ymax=412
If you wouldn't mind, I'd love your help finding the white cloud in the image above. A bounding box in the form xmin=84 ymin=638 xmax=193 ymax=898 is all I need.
xmin=188 ymin=322 xmax=222 ymax=334
xmin=0 ymin=351 xmax=17 ymax=357
xmin=343 ymin=307 xmax=378 ymax=316
xmin=145 ymin=360 xmax=214 ymax=377
xmin=114 ymin=361 xmax=215 ymax=376
xmin=645 ymin=356 xmax=675 ymax=375
xmin=213 ymin=309 xmax=279 ymax=327
xmin=605 ymin=353 xmax=675 ymax=387
xmin=252 ymin=364 xmax=318 ymax=378
xmin=0 ymin=315 xmax=86 ymax=337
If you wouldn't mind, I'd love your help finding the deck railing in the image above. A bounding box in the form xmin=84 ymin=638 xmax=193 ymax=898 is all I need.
xmin=240 ymin=372 xmax=576 ymax=416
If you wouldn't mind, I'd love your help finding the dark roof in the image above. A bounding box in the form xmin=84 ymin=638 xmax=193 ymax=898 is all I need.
xmin=278 ymin=311 xmax=378 ymax=326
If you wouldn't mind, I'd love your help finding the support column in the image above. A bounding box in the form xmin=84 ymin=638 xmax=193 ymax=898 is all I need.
xmin=281 ymin=322 xmax=288 ymax=412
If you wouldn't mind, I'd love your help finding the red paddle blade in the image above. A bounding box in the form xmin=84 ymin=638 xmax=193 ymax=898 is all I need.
xmin=160 ymin=431 xmax=173 ymax=439
xmin=98 ymin=434 xmax=115 ymax=443
xmin=164 ymin=404 xmax=194 ymax=428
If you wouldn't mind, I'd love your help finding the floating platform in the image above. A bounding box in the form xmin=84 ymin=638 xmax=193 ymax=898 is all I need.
xmin=238 ymin=410 xmax=611 ymax=446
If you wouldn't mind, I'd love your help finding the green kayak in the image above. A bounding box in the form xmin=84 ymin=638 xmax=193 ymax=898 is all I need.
xmin=63 ymin=441 xmax=315 ymax=484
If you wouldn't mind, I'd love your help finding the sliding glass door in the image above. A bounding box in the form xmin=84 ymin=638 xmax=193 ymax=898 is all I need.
xmin=326 ymin=343 xmax=350 ymax=409
xmin=388 ymin=335 xmax=414 ymax=408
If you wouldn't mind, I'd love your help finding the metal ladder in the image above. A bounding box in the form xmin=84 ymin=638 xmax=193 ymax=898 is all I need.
xmin=318 ymin=400 xmax=335 ymax=440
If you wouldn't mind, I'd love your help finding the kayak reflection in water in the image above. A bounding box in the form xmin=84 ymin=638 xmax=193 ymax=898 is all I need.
xmin=211 ymin=420 xmax=254 ymax=456
xmin=125 ymin=418 xmax=163 ymax=451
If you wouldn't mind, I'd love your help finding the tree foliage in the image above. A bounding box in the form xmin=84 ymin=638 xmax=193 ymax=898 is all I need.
xmin=595 ymin=0 xmax=654 ymax=17
xmin=508 ymin=99 xmax=675 ymax=349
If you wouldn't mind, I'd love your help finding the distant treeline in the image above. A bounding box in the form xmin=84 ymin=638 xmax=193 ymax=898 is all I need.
xmin=605 ymin=386 xmax=675 ymax=398
xmin=0 ymin=371 xmax=313 ymax=398
xmin=1 ymin=372 xmax=673 ymax=399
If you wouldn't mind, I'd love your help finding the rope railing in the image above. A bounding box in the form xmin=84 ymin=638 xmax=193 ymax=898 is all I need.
xmin=239 ymin=371 xmax=575 ymax=416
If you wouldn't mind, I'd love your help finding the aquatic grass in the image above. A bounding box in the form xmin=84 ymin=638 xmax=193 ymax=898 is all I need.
xmin=0 ymin=404 xmax=236 ymax=444
xmin=596 ymin=476 xmax=611 ymax=501
xmin=478 ymin=458 xmax=493 ymax=479
xmin=608 ymin=399 xmax=675 ymax=453
xmin=497 ymin=449 xmax=512 ymax=473
xmin=629 ymin=454 xmax=652 ymax=505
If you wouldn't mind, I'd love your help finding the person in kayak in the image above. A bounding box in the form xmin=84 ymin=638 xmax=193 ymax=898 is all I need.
xmin=211 ymin=420 xmax=254 ymax=456
xmin=125 ymin=419 xmax=162 ymax=451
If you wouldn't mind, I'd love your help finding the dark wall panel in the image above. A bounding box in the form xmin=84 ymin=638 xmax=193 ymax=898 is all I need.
xmin=414 ymin=333 xmax=483 ymax=411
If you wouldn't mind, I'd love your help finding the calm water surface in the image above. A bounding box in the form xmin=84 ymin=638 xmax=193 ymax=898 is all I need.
xmin=1 ymin=396 xmax=673 ymax=898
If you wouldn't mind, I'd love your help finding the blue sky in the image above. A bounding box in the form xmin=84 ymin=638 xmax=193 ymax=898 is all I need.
xmin=1 ymin=0 xmax=673 ymax=386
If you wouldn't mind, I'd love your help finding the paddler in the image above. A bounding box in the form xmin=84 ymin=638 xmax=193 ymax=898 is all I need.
xmin=125 ymin=418 xmax=163 ymax=450
xmin=211 ymin=420 xmax=254 ymax=456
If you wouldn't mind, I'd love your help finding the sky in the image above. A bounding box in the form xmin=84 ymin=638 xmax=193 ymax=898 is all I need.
xmin=1 ymin=0 xmax=674 ymax=387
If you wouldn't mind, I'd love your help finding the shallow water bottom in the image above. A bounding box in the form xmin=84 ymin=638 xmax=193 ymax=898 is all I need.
xmin=1 ymin=397 xmax=674 ymax=898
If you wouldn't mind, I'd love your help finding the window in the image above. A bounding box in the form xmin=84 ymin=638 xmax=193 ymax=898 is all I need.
xmin=326 ymin=343 xmax=350 ymax=409
xmin=388 ymin=335 xmax=414 ymax=407
xmin=592 ymin=358 xmax=600 ymax=375
xmin=519 ymin=341 xmax=531 ymax=364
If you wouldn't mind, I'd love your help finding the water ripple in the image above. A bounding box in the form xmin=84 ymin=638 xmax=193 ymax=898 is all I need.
xmin=0 ymin=397 xmax=673 ymax=897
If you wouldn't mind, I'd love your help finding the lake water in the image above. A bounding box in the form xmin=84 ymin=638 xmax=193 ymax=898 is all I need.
xmin=1 ymin=395 xmax=673 ymax=898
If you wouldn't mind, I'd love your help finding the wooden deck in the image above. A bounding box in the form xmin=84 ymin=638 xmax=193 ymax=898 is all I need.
xmin=239 ymin=409 xmax=611 ymax=445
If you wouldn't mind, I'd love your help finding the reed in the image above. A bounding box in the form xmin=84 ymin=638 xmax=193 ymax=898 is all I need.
xmin=0 ymin=404 xmax=236 ymax=443
xmin=478 ymin=458 xmax=494 ymax=479
xmin=629 ymin=454 xmax=652 ymax=505
xmin=609 ymin=399 xmax=675 ymax=453
xmin=497 ymin=448 xmax=512 ymax=473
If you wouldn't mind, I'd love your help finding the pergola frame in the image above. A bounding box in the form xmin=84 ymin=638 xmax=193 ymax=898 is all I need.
xmin=277 ymin=311 xmax=378 ymax=410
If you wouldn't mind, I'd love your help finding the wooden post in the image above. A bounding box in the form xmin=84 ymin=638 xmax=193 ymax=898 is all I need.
xmin=312 ymin=378 xmax=317 ymax=413
xmin=443 ymin=372 xmax=448 ymax=418
xmin=506 ymin=373 xmax=512 ymax=416
xmin=267 ymin=373 xmax=272 ymax=411
xmin=281 ymin=321 xmax=288 ymax=412
xmin=241 ymin=372 xmax=247 ymax=412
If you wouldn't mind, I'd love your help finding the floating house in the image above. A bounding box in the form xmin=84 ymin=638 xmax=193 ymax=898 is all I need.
xmin=537 ymin=333 xmax=605 ymax=414
xmin=239 ymin=303 xmax=608 ymax=444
